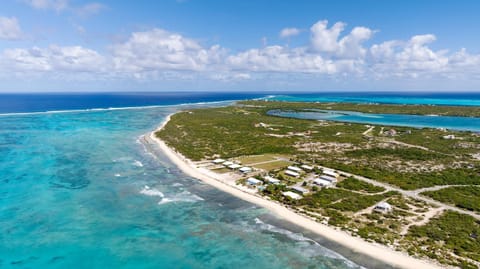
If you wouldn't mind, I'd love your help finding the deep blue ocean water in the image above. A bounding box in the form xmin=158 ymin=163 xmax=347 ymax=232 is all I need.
xmin=1 ymin=91 xmax=479 ymax=269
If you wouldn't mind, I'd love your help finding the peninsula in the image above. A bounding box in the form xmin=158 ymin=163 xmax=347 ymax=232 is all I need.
xmin=152 ymin=101 xmax=480 ymax=269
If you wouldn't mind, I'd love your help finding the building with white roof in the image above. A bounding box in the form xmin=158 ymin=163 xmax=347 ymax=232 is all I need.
xmin=239 ymin=167 xmax=253 ymax=173
xmin=285 ymin=170 xmax=300 ymax=178
xmin=322 ymin=169 xmax=338 ymax=178
xmin=313 ymin=178 xmax=333 ymax=187
xmin=282 ymin=191 xmax=302 ymax=200
xmin=213 ymin=158 xmax=226 ymax=164
xmin=228 ymin=164 xmax=242 ymax=169
xmin=300 ymin=165 xmax=314 ymax=171
xmin=222 ymin=161 xmax=234 ymax=166
xmin=247 ymin=177 xmax=262 ymax=186
xmin=291 ymin=186 xmax=309 ymax=194
xmin=264 ymin=176 xmax=280 ymax=184
xmin=374 ymin=202 xmax=393 ymax=213
xmin=287 ymin=166 xmax=303 ymax=172
xmin=319 ymin=175 xmax=337 ymax=183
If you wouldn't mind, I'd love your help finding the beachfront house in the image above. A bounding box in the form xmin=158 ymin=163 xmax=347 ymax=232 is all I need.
xmin=374 ymin=202 xmax=393 ymax=213
xmin=282 ymin=191 xmax=302 ymax=200
xmin=239 ymin=167 xmax=253 ymax=173
xmin=322 ymin=169 xmax=338 ymax=179
xmin=300 ymin=164 xmax=314 ymax=171
xmin=264 ymin=176 xmax=280 ymax=185
xmin=222 ymin=161 xmax=234 ymax=166
xmin=285 ymin=170 xmax=300 ymax=178
xmin=291 ymin=186 xmax=309 ymax=195
xmin=213 ymin=158 xmax=226 ymax=164
xmin=287 ymin=166 xmax=303 ymax=173
xmin=319 ymin=175 xmax=337 ymax=184
xmin=247 ymin=177 xmax=262 ymax=186
xmin=228 ymin=164 xmax=242 ymax=170
xmin=442 ymin=134 xmax=456 ymax=140
xmin=313 ymin=178 xmax=333 ymax=187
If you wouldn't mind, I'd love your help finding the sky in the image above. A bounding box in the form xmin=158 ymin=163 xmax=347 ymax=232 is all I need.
xmin=1 ymin=0 xmax=480 ymax=92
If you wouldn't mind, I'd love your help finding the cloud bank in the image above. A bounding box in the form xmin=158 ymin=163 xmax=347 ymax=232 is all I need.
xmin=1 ymin=19 xmax=480 ymax=88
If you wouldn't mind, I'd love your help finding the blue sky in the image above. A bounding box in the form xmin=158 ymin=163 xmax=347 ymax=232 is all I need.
xmin=1 ymin=0 xmax=480 ymax=92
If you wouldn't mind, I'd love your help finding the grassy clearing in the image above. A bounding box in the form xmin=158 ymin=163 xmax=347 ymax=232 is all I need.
xmin=253 ymin=160 xmax=292 ymax=170
xmin=235 ymin=154 xmax=279 ymax=164
xmin=336 ymin=177 xmax=386 ymax=193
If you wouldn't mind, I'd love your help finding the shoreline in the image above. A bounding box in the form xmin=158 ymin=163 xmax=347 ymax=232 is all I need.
xmin=148 ymin=113 xmax=444 ymax=269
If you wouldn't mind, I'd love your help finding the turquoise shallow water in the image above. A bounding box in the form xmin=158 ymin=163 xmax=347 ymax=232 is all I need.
xmin=0 ymin=104 xmax=372 ymax=269
xmin=268 ymin=109 xmax=480 ymax=132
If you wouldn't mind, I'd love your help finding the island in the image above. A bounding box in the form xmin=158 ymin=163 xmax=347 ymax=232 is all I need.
xmin=151 ymin=100 xmax=480 ymax=269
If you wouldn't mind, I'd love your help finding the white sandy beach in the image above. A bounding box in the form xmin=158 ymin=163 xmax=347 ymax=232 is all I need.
xmin=148 ymin=113 xmax=444 ymax=269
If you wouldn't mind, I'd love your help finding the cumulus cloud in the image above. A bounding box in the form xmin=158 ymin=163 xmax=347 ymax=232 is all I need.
xmin=111 ymin=28 xmax=225 ymax=74
xmin=0 ymin=17 xmax=23 ymax=40
xmin=1 ymin=19 xmax=480 ymax=85
xmin=280 ymin=27 xmax=301 ymax=38
xmin=2 ymin=45 xmax=106 ymax=72
xmin=310 ymin=20 xmax=373 ymax=59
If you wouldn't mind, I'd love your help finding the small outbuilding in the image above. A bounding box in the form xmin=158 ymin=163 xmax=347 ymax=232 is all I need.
xmin=322 ymin=169 xmax=338 ymax=178
xmin=239 ymin=167 xmax=253 ymax=173
xmin=247 ymin=177 xmax=262 ymax=186
xmin=222 ymin=161 xmax=234 ymax=166
xmin=313 ymin=178 xmax=333 ymax=187
xmin=374 ymin=202 xmax=393 ymax=213
xmin=228 ymin=164 xmax=242 ymax=170
xmin=285 ymin=170 xmax=300 ymax=178
xmin=287 ymin=166 xmax=303 ymax=172
xmin=300 ymin=165 xmax=314 ymax=171
xmin=319 ymin=175 xmax=337 ymax=183
xmin=264 ymin=176 xmax=280 ymax=185
xmin=282 ymin=191 xmax=302 ymax=200
xmin=213 ymin=158 xmax=226 ymax=164
xmin=291 ymin=186 xmax=309 ymax=194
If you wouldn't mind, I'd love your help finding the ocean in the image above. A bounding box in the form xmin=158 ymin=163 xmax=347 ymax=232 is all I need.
xmin=1 ymin=91 xmax=479 ymax=269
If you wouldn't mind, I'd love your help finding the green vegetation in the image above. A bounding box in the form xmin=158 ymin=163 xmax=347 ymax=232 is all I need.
xmin=422 ymin=186 xmax=480 ymax=213
xmin=336 ymin=177 xmax=386 ymax=193
xmin=317 ymin=160 xmax=480 ymax=190
xmin=405 ymin=211 xmax=480 ymax=265
xmin=345 ymin=147 xmax=448 ymax=161
xmin=299 ymin=188 xmax=395 ymax=212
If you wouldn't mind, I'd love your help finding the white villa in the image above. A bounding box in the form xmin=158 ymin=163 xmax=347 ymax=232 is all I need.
xmin=285 ymin=170 xmax=300 ymax=178
xmin=239 ymin=167 xmax=253 ymax=173
xmin=313 ymin=178 xmax=333 ymax=187
xmin=374 ymin=202 xmax=393 ymax=213
xmin=228 ymin=164 xmax=242 ymax=169
xmin=212 ymin=158 xmax=226 ymax=164
xmin=287 ymin=166 xmax=303 ymax=172
xmin=222 ymin=161 xmax=234 ymax=166
xmin=264 ymin=176 xmax=280 ymax=185
xmin=322 ymin=169 xmax=339 ymax=178
xmin=300 ymin=164 xmax=314 ymax=171
xmin=247 ymin=177 xmax=262 ymax=186
xmin=282 ymin=191 xmax=302 ymax=200
xmin=291 ymin=186 xmax=309 ymax=194
xmin=319 ymin=175 xmax=337 ymax=183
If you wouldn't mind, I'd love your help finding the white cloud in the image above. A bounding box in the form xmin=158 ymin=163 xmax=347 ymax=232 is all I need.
xmin=2 ymin=45 xmax=106 ymax=72
xmin=280 ymin=27 xmax=301 ymax=38
xmin=0 ymin=17 xmax=23 ymax=40
xmin=1 ymin=19 xmax=480 ymax=86
xmin=23 ymin=0 xmax=68 ymax=11
xmin=310 ymin=20 xmax=373 ymax=58
xmin=310 ymin=20 xmax=345 ymax=53
xmin=111 ymin=28 xmax=226 ymax=74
